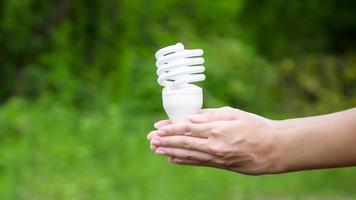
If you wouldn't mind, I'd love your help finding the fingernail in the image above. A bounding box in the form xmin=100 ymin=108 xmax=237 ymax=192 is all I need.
xmin=156 ymin=149 xmax=165 ymax=155
xmin=151 ymin=139 xmax=160 ymax=145
xmin=150 ymin=145 xmax=156 ymax=150
xmin=154 ymin=122 xmax=159 ymax=129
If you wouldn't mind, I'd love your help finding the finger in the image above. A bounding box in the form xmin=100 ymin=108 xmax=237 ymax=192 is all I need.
xmin=154 ymin=120 xmax=171 ymax=129
xmin=168 ymin=157 xmax=230 ymax=171
xmin=150 ymin=144 xmax=157 ymax=151
xmin=168 ymin=156 xmax=216 ymax=168
xmin=168 ymin=156 xmax=200 ymax=165
xmin=147 ymin=130 xmax=164 ymax=140
xmin=147 ymin=130 xmax=157 ymax=140
xmin=151 ymin=135 xmax=208 ymax=152
xmin=158 ymin=123 xmax=211 ymax=138
xmin=190 ymin=107 xmax=240 ymax=123
xmin=155 ymin=147 xmax=214 ymax=162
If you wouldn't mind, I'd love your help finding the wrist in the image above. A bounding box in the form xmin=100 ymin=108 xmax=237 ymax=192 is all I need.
xmin=264 ymin=120 xmax=292 ymax=174
xmin=269 ymin=119 xmax=311 ymax=174
xmin=266 ymin=118 xmax=293 ymax=129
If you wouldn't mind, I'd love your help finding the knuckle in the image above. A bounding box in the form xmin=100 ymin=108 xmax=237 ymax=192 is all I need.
xmin=214 ymin=159 xmax=226 ymax=165
xmin=220 ymin=149 xmax=234 ymax=159
xmin=169 ymin=126 xmax=177 ymax=134
xmin=160 ymin=138 xmax=169 ymax=146
xmin=222 ymin=106 xmax=233 ymax=112
xmin=179 ymin=153 xmax=188 ymax=159
xmin=189 ymin=124 xmax=200 ymax=135
xmin=225 ymin=160 xmax=237 ymax=168
xmin=182 ymin=138 xmax=192 ymax=149
xmin=185 ymin=154 xmax=194 ymax=160
xmin=208 ymin=143 xmax=230 ymax=157
xmin=163 ymin=148 xmax=171 ymax=154
xmin=210 ymin=126 xmax=224 ymax=137
xmin=215 ymin=150 xmax=226 ymax=157
xmin=183 ymin=127 xmax=192 ymax=136
xmin=208 ymin=145 xmax=220 ymax=154
xmin=206 ymin=157 xmax=214 ymax=163
xmin=183 ymin=123 xmax=192 ymax=132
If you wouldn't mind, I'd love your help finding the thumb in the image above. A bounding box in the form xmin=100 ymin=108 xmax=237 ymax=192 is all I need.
xmin=189 ymin=113 xmax=209 ymax=123
xmin=190 ymin=107 xmax=240 ymax=123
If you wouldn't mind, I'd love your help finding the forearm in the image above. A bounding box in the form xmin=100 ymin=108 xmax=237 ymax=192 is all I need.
xmin=275 ymin=108 xmax=356 ymax=173
xmin=272 ymin=109 xmax=354 ymax=129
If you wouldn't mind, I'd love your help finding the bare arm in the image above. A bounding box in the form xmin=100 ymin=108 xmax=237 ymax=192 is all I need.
xmin=276 ymin=108 xmax=356 ymax=172
xmin=272 ymin=109 xmax=355 ymax=128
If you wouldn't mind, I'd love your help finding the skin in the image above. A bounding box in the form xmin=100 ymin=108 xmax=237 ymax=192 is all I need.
xmin=147 ymin=107 xmax=356 ymax=175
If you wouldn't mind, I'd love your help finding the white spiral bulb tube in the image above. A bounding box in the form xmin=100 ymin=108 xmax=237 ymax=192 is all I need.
xmin=155 ymin=43 xmax=205 ymax=123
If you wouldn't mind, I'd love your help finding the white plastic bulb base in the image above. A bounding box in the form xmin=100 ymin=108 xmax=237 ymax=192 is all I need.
xmin=162 ymin=85 xmax=203 ymax=123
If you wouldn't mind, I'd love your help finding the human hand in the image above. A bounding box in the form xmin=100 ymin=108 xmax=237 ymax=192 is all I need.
xmin=147 ymin=107 xmax=283 ymax=175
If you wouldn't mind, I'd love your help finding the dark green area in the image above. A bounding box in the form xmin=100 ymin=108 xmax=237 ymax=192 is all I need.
xmin=0 ymin=0 xmax=355 ymax=199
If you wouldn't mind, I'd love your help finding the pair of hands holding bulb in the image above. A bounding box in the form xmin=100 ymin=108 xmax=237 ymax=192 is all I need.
xmin=153 ymin=43 xmax=282 ymax=175
xmin=147 ymin=107 xmax=356 ymax=175
xmin=147 ymin=107 xmax=280 ymax=175
xmin=152 ymin=43 xmax=280 ymax=175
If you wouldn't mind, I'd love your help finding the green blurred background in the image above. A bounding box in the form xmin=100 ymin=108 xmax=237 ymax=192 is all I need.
xmin=0 ymin=0 xmax=356 ymax=199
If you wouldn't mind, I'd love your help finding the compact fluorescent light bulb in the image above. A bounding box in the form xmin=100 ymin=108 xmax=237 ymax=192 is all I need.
xmin=155 ymin=43 xmax=205 ymax=123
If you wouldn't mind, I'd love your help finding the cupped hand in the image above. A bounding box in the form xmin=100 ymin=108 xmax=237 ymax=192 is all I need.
xmin=147 ymin=107 xmax=283 ymax=175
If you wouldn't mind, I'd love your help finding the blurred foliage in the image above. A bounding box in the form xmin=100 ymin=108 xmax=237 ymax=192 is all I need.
xmin=0 ymin=0 xmax=355 ymax=116
xmin=0 ymin=0 xmax=356 ymax=199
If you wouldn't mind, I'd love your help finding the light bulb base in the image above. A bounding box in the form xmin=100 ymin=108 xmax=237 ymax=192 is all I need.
xmin=162 ymin=85 xmax=203 ymax=123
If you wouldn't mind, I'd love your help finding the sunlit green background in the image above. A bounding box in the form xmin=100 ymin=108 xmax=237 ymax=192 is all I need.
xmin=1 ymin=0 xmax=356 ymax=199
